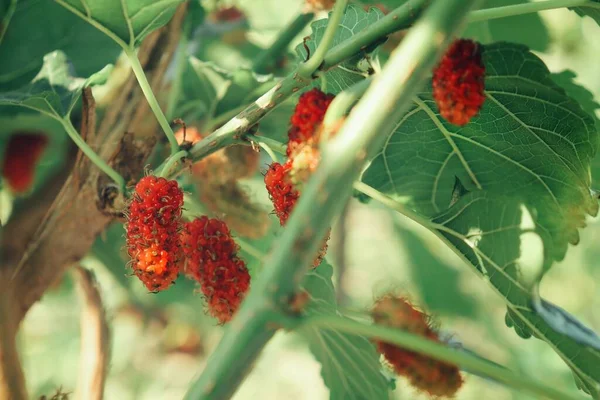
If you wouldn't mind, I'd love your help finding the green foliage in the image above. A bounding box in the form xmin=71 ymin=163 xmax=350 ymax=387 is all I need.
xmin=570 ymin=0 xmax=600 ymax=26
xmin=432 ymin=191 xmax=600 ymax=397
xmin=394 ymin=221 xmax=478 ymax=317
xmin=464 ymin=0 xmax=549 ymax=51
xmin=0 ymin=51 xmax=112 ymax=119
xmin=300 ymin=263 xmax=390 ymax=400
xmin=0 ymin=0 xmax=120 ymax=91
xmin=361 ymin=42 xmax=598 ymax=269
xmin=54 ymin=0 xmax=185 ymax=48
xmin=295 ymin=4 xmax=384 ymax=93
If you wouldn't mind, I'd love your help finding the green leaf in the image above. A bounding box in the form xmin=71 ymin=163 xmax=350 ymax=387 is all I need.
xmin=177 ymin=57 xmax=273 ymax=124
xmin=394 ymin=221 xmax=478 ymax=317
xmin=55 ymin=0 xmax=184 ymax=48
xmin=300 ymin=263 xmax=390 ymax=400
xmin=432 ymin=190 xmax=600 ymax=397
xmin=551 ymin=70 xmax=600 ymax=129
xmin=295 ymin=4 xmax=385 ymax=94
xmin=0 ymin=51 xmax=112 ymax=119
xmin=361 ymin=42 xmax=598 ymax=268
xmin=570 ymin=0 xmax=600 ymax=26
xmin=464 ymin=0 xmax=549 ymax=51
xmin=0 ymin=0 xmax=120 ymax=90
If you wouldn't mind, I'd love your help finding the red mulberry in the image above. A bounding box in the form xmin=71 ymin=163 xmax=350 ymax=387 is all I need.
xmin=372 ymin=296 xmax=463 ymax=397
xmin=1 ymin=132 xmax=48 ymax=193
xmin=125 ymin=176 xmax=183 ymax=292
xmin=288 ymin=88 xmax=335 ymax=157
xmin=264 ymin=161 xmax=327 ymax=267
xmin=432 ymin=39 xmax=485 ymax=126
xmin=181 ymin=216 xmax=250 ymax=324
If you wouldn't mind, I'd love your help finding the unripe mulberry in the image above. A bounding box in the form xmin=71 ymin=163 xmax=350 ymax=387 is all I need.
xmin=1 ymin=132 xmax=48 ymax=193
xmin=372 ymin=296 xmax=463 ymax=397
xmin=181 ymin=216 xmax=250 ymax=324
xmin=126 ymin=176 xmax=183 ymax=292
xmin=432 ymin=39 xmax=485 ymax=126
xmin=288 ymin=88 xmax=335 ymax=156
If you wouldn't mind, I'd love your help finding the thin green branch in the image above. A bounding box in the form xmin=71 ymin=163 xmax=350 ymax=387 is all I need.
xmin=468 ymin=0 xmax=590 ymax=23
xmin=303 ymin=315 xmax=582 ymax=400
xmin=253 ymin=13 xmax=315 ymax=73
xmin=61 ymin=119 xmax=126 ymax=191
xmin=298 ymin=0 xmax=348 ymax=79
xmin=124 ymin=49 xmax=180 ymax=155
xmin=184 ymin=0 xmax=480 ymax=398
xmin=158 ymin=150 xmax=188 ymax=178
xmin=247 ymin=134 xmax=286 ymax=155
xmin=256 ymin=141 xmax=279 ymax=163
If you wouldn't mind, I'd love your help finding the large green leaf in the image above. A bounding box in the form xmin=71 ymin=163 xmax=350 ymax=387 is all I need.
xmin=55 ymin=0 xmax=184 ymax=48
xmin=361 ymin=42 xmax=598 ymax=268
xmin=0 ymin=0 xmax=120 ymax=90
xmin=395 ymin=222 xmax=478 ymax=317
xmin=295 ymin=4 xmax=384 ymax=94
xmin=570 ymin=0 xmax=600 ymax=26
xmin=464 ymin=0 xmax=549 ymax=51
xmin=299 ymin=263 xmax=390 ymax=400
xmin=0 ymin=51 xmax=112 ymax=119
xmin=432 ymin=190 xmax=600 ymax=397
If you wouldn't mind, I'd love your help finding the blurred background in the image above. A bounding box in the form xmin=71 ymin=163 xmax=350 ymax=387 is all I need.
xmin=2 ymin=0 xmax=599 ymax=399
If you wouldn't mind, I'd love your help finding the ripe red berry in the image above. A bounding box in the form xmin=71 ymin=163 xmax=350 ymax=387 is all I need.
xmin=372 ymin=296 xmax=463 ymax=397
xmin=125 ymin=176 xmax=183 ymax=292
xmin=1 ymin=132 xmax=48 ymax=193
xmin=432 ymin=39 xmax=485 ymax=126
xmin=264 ymin=161 xmax=328 ymax=267
xmin=288 ymin=88 xmax=335 ymax=157
xmin=264 ymin=161 xmax=299 ymax=225
xmin=181 ymin=216 xmax=251 ymax=324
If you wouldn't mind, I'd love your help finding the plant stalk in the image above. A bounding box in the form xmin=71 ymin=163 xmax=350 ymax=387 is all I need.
xmin=61 ymin=119 xmax=125 ymax=191
xmin=468 ymin=0 xmax=590 ymax=23
xmin=184 ymin=0 xmax=480 ymax=398
xmin=298 ymin=0 xmax=348 ymax=79
xmin=303 ymin=315 xmax=581 ymax=400
xmin=158 ymin=150 xmax=188 ymax=178
xmin=253 ymin=13 xmax=315 ymax=73
xmin=125 ymin=48 xmax=180 ymax=155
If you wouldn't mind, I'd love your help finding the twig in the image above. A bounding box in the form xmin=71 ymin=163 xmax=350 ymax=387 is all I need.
xmin=72 ymin=266 xmax=110 ymax=400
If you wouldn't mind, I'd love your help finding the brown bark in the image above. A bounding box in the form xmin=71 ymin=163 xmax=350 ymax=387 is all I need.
xmin=0 ymin=4 xmax=187 ymax=397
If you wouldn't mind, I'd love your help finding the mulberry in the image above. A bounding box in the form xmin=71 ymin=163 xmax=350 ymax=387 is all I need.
xmin=288 ymin=88 xmax=335 ymax=157
xmin=372 ymin=296 xmax=463 ymax=397
xmin=125 ymin=176 xmax=183 ymax=292
xmin=432 ymin=39 xmax=485 ymax=126
xmin=1 ymin=132 xmax=48 ymax=193
xmin=264 ymin=161 xmax=327 ymax=267
xmin=181 ymin=216 xmax=251 ymax=324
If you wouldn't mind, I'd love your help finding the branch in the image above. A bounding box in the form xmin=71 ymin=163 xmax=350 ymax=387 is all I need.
xmin=0 ymin=294 xmax=27 ymax=400
xmin=73 ymin=266 xmax=110 ymax=400
xmin=302 ymin=315 xmax=581 ymax=400
xmin=467 ymin=0 xmax=590 ymax=23
xmin=184 ymin=0 xmax=480 ymax=398
xmin=161 ymin=0 xmax=431 ymax=179
xmin=252 ymin=13 xmax=315 ymax=73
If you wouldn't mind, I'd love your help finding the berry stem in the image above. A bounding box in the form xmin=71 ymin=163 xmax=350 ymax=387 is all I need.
xmin=61 ymin=119 xmax=126 ymax=191
xmin=124 ymin=48 xmax=180 ymax=156
xmin=468 ymin=0 xmax=590 ymax=23
xmin=158 ymin=150 xmax=188 ymax=178
xmin=252 ymin=12 xmax=315 ymax=73
xmin=321 ymin=77 xmax=371 ymax=141
xmin=185 ymin=0 xmax=480 ymax=398
xmin=256 ymin=141 xmax=279 ymax=163
xmin=302 ymin=315 xmax=581 ymax=400
xmin=298 ymin=0 xmax=348 ymax=79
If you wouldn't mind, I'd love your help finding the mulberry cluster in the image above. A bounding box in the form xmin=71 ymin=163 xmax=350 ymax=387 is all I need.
xmin=126 ymin=176 xmax=183 ymax=292
xmin=372 ymin=296 xmax=463 ymax=397
xmin=1 ymin=132 xmax=48 ymax=193
xmin=264 ymin=161 xmax=299 ymax=225
xmin=181 ymin=216 xmax=251 ymax=324
xmin=432 ymin=39 xmax=486 ymax=126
